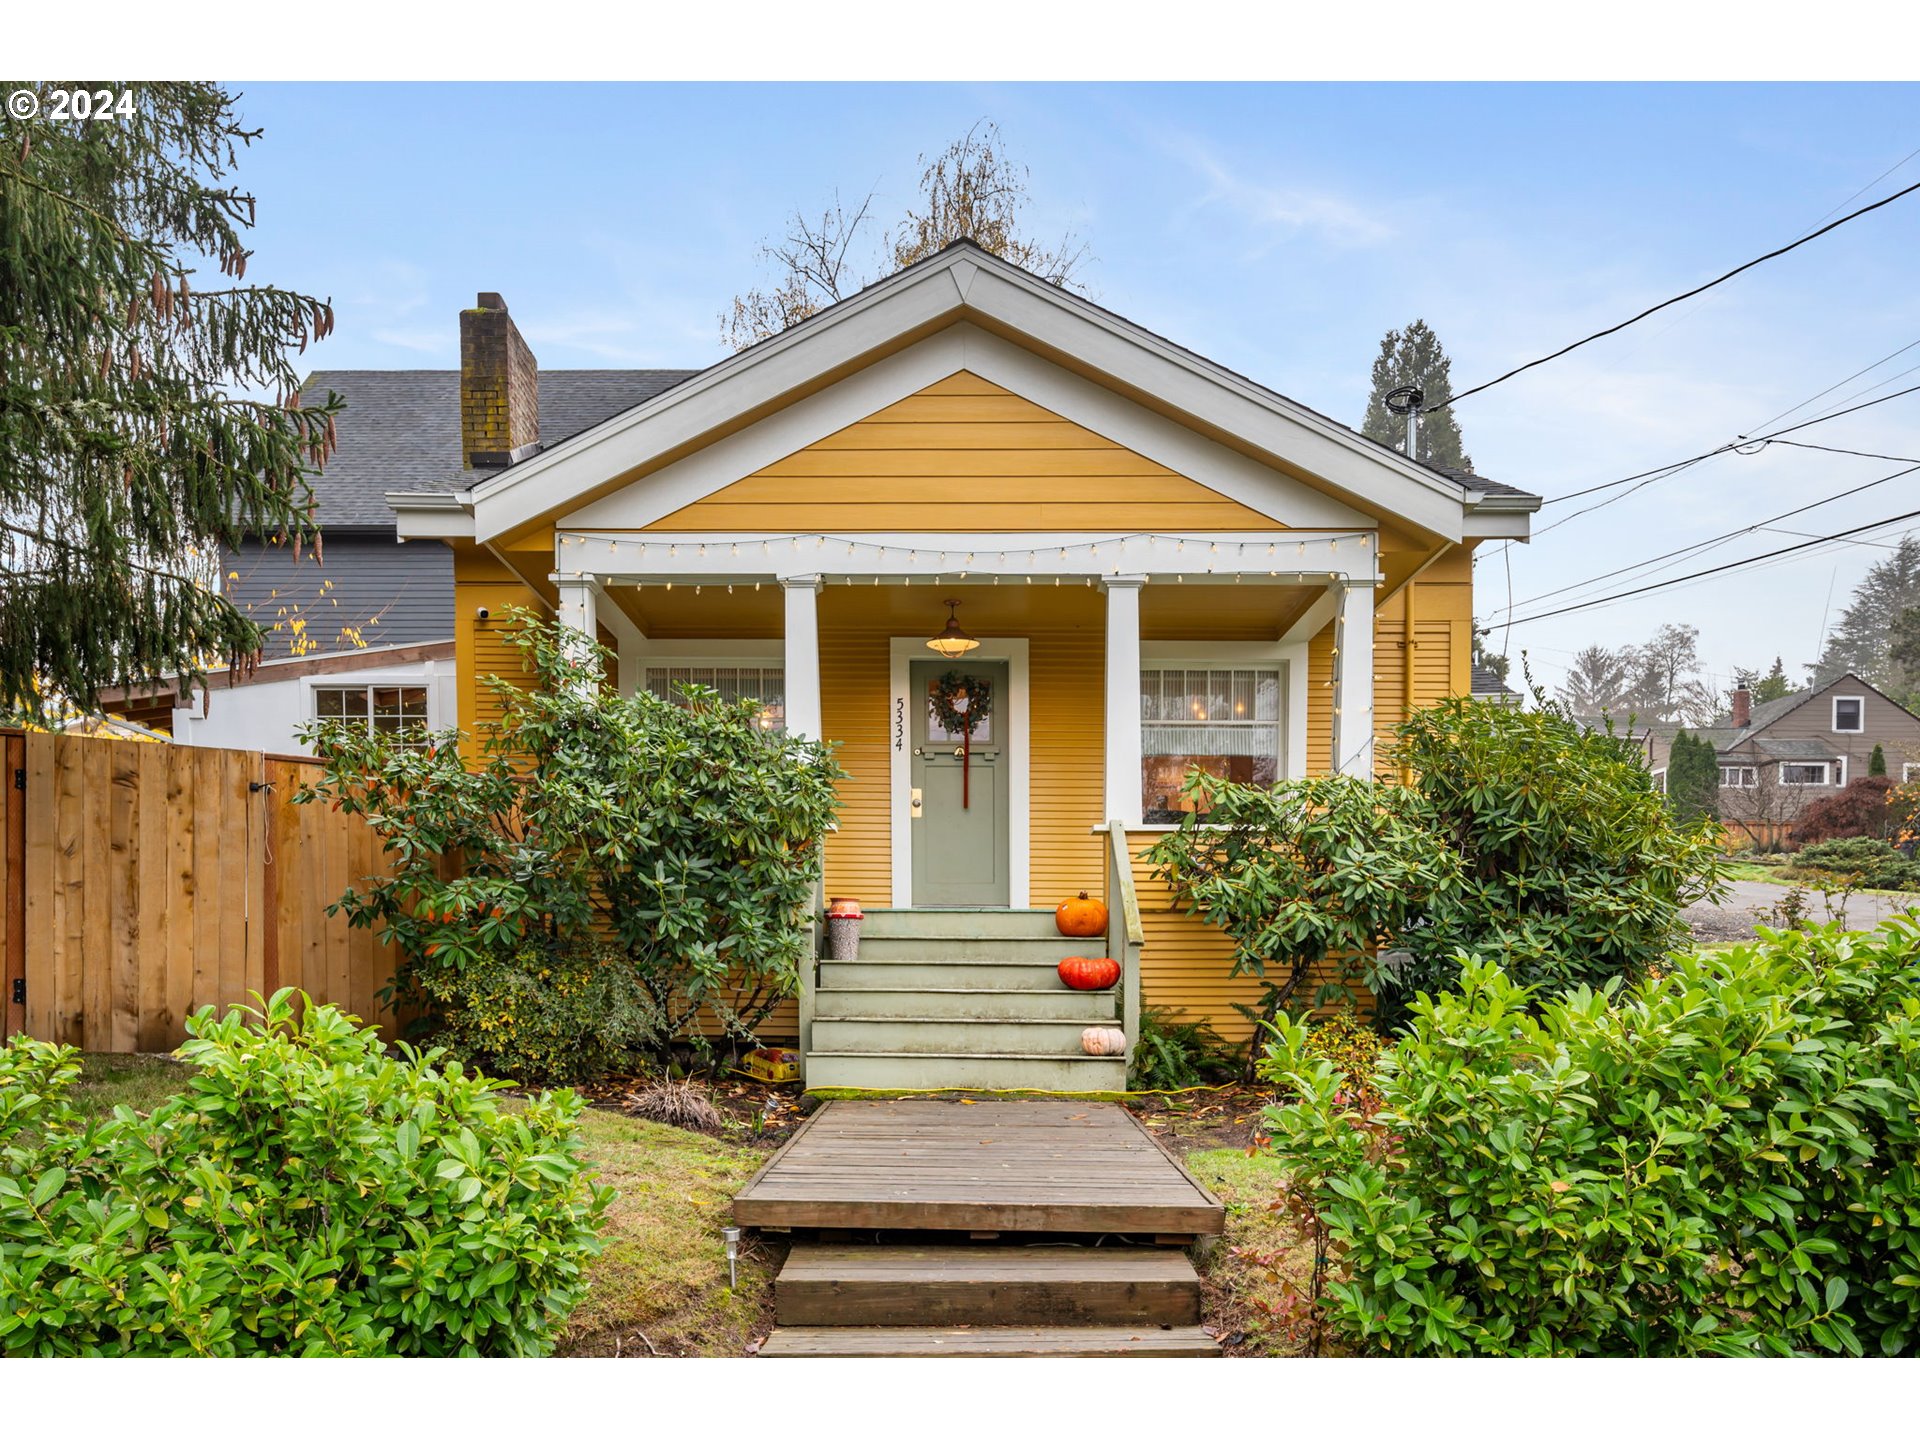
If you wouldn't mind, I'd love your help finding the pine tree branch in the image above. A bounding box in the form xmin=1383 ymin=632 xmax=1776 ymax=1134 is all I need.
xmin=0 ymin=518 xmax=225 ymax=591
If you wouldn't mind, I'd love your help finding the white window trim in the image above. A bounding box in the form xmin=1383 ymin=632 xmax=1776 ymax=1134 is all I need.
xmin=1650 ymin=767 xmax=1667 ymax=793
xmin=1780 ymin=761 xmax=1833 ymax=787
xmin=1905 ymin=762 xmax=1920 ymax=783
xmin=1832 ymin=695 xmax=1865 ymax=733
xmin=303 ymin=666 xmax=445 ymax=733
xmin=1720 ymin=765 xmax=1757 ymax=789
xmin=1132 ymin=641 xmax=1305 ymax=830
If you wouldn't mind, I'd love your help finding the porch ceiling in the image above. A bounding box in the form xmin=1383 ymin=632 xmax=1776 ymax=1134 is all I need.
xmin=607 ymin=576 xmax=1324 ymax=643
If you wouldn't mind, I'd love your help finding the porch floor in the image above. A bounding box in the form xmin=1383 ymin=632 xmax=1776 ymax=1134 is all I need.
xmin=732 ymin=1099 xmax=1225 ymax=1238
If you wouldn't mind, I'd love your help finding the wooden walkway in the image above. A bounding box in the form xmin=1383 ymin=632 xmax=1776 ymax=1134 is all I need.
xmin=733 ymin=1100 xmax=1225 ymax=1238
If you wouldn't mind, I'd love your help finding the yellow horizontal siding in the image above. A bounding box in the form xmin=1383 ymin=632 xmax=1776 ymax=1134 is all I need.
xmin=1028 ymin=600 xmax=1108 ymax=907
xmin=819 ymin=627 xmax=893 ymax=904
xmin=647 ymin=372 xmax=1284 ymax=533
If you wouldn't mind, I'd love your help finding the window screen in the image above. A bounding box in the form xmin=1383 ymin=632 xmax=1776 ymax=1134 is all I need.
xmin=644 ymin=665 xmax=786 ymax=731
xmin=1140 ymin=667 xmax=1281 ymax=823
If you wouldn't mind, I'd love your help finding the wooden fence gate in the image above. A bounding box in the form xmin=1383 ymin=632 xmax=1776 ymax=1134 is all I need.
xmin=0 ymin=729 xmax=399 ymax=1052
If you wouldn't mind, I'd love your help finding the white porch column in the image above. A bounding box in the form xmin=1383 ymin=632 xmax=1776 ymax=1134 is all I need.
xmin=1331 ymin=579 xmax=1377 ymax=776
xmin=554 ymin=574 xmax=598 ymax=696
xmin=1102 ymin=576 xmax=1147 ymax=825
xmin=589 ymin=581 xmax=647 ymax=697
xmin=782 ymin=576 xmax=823 ymax=739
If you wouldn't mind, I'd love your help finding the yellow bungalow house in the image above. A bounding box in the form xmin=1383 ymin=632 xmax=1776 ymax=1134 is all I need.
xmin=389 ymin=242 xmax=1538 ymax=1089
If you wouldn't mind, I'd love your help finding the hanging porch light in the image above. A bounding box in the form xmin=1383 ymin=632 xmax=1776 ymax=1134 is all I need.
xmin=925 ymin=598 xmax=979 ymax=658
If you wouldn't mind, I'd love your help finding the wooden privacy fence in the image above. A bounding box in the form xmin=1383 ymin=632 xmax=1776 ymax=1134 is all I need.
xmin=0 ymin=729 xmax=400 ymax=1051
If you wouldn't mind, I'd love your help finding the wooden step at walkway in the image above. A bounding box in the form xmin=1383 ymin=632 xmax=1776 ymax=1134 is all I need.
xmin=777 ymin=1244 xmax=1201 ymax=1327
xmin=734 ymin=1100 xmax=1224 ymax=1238
xmin=758 ymin=1325 xmax=1220 ymax=1357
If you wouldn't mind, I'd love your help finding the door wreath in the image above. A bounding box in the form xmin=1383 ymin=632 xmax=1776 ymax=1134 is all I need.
xmin=929 ymin=670 xmax=994 ymax=808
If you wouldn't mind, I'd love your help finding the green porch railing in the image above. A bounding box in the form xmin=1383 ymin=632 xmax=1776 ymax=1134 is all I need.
xmin=1099 ymin=820 xmax=1146 ymax=1088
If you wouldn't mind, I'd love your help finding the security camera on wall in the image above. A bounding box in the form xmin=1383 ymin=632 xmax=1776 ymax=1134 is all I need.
xmin=475 ymin=606 xmax=491 ymax=620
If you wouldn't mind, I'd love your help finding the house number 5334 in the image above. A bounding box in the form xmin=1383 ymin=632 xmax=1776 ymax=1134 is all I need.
xmin=894 ymin=697 xmax=906 ymax=752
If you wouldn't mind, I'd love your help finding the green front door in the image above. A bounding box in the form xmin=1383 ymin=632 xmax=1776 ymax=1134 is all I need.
xmin=910 ymin=659 xmax=1011 ymax=907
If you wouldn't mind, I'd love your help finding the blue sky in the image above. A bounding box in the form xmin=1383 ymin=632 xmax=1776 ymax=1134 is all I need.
xmin=233 ymin=82 xmax=1920 ymax=698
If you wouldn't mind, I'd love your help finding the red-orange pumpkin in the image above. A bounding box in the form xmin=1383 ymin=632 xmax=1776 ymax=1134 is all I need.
xmin=1057 ymin=955 xmax=1121 ymax=991
xmin=1055 ymin=891 xmax=1108 ymax=937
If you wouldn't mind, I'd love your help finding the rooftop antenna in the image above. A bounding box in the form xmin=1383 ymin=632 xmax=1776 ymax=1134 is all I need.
xmin=1384 ymin=385 xmax=1424 ymax=459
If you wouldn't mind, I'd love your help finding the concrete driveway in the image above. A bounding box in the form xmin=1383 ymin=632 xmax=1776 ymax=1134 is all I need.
xmin=1685 ymin=878 xmax=1920 ymax=944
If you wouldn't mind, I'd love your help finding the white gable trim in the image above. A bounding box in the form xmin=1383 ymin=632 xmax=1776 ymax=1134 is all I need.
xmin=437 ymin=247 xmax=1493 ymax=545
xmin=563 ymin=324 xmax=1372 ymax=534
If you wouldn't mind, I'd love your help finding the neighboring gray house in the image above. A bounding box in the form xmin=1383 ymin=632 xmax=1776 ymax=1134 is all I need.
xmin=1471 ymin=662 xmax=1520 ymax=705
xmin=1634 ymin=672 xmax=1920 ymax=836
xmin=131 ymin=295 xmax=694 ymax=753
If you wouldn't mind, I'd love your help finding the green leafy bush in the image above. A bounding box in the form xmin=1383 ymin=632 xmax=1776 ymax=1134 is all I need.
xmin=1298 ymin=1014 xmax=1384 ymax=1103
xmin=1794 ymin=836 xmax=1920 ymax=891
xmin=300 ymin=612 xmax=843 ymax=1081
xmin=420 ymin=939 xmax=663 ymax=1087
xmin=0 ymin=991 xmax=607 ymax=1356
xmin=1132 ymin=1006 xmax=1239 ymax=1090
xmin=1258 ymin=921 xmax=1920 ymax=1356
xmin=1145 ymin=773 xmax=1459 ymax=1029
xmin=1150 ymin=699 xmax=1725 ymax=1025
xmin=1392 ymin=697 xmax=1725 ymax=1000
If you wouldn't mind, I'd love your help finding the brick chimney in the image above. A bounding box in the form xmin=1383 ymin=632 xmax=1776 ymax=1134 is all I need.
xmin=460 ymin=292 xmax=539 ymax=467
xmin=1731 ymin=685 xmax=1751 ymax=729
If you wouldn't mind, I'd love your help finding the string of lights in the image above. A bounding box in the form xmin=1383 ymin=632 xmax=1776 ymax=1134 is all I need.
xmin=553 ymin=528 xmax=1378 ymax=589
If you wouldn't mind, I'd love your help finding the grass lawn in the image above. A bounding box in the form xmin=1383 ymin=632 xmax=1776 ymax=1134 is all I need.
xmin=53 ymin=1053 xmax=778 ymax=1358
xmin=1184 ymin=1145 xmax=1319 ymax=1357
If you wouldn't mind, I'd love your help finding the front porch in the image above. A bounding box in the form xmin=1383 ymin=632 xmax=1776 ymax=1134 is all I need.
xmin=550 ymin=530 xmax=1381 ymax=1089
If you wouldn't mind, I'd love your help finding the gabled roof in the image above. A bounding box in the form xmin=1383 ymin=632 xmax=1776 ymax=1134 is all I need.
xmin=391 ymin=241 xmax=1542 ymax=546
xmin=296 ymin=369 xmax=696 ymax=527
xmin=1470 ymin=663 xmax=1519 ymax=698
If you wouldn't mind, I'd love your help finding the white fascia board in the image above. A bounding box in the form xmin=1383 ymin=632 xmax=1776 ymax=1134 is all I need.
xmin=467 ymin=245 xmax=1481 ymax=545
xmin=469 ymin=266 xmax=970 ymax=542
xmin=555 ymin=528 xmax=1379 ymax=584
xmin=1461 ymin=510 xmax=1534 ymax=540
xmin=565 ymin=324 xmax=1372 ymax=534
xmin=956 ymin=263 xmax=1470 ymax=540
xmin=389 ymin=491 xmax=476 ymax=540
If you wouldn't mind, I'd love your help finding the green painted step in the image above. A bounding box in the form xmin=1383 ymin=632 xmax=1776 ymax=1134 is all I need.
xmin=758 ymin=1324 xmax=1218 ymax=1357
xmin=812 ymin=1016 xmax=1111 ymax=1055
xmin=813 ymin=987 xmax=1118 ymax=1021
xmin=820 ymin=959 xmax=1087 ymax=991
xmin=804 ymin=1050 xmax=1126 ymax=1092
xmin=849 ymin=935 xmax=1099 ymax=963
xmin=775 ymin=1244 xmax=1201 ymax=1328
xmin=847 ymin=907 xmax=1067 ymax=940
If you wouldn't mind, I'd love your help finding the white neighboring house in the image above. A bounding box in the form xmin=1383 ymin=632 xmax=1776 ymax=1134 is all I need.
xmin=168 ymin=641 xmax=460 ymax=756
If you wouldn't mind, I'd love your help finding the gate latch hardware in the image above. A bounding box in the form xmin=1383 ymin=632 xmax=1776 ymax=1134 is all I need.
xmin=10 ymin=978 xmax=21 ymax=1006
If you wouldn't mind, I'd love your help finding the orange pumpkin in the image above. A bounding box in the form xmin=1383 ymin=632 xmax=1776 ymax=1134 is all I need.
xmin=1055 ymin=891 xmax=1108 ymax=937
xmin=1057 ymin=955 xmax=1121 ymax=991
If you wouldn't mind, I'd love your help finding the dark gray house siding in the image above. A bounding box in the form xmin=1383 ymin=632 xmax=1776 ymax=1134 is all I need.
xmin=223 ymin=531 xmax=453 ymax=661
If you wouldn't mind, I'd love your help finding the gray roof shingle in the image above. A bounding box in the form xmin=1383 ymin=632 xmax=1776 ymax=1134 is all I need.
xmin=295 ymin=369 xmax=697 ymax=528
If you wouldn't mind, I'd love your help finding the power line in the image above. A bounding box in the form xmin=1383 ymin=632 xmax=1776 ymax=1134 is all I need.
xmin=1434 ymin=178 xmax=1920 ymax=414
xmin=1529 ymin=382 xmax=1920 ymax=537
xmin=1481 ymin=506 xmax=1920 ymax=632
xmin=1741 ymin=335 xmax=1920 ymax=434
xmin=1510 ymin=459 xmax=1920 ymax=610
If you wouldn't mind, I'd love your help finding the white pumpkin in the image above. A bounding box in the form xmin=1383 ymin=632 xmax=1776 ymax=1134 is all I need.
xmin=1081 ymin=1026 xmax=1126 ymax=1057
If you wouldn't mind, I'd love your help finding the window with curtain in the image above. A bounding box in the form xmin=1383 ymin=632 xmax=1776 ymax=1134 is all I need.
xmin=643 ymin=664 xmax=785 ymax=731
xmin=1140 ymin=666 xmax=1282 ymax=822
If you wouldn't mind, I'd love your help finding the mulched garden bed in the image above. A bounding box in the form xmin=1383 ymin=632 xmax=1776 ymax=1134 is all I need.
xmin=568 ymin=1071 xmax=1285 ymax=1156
